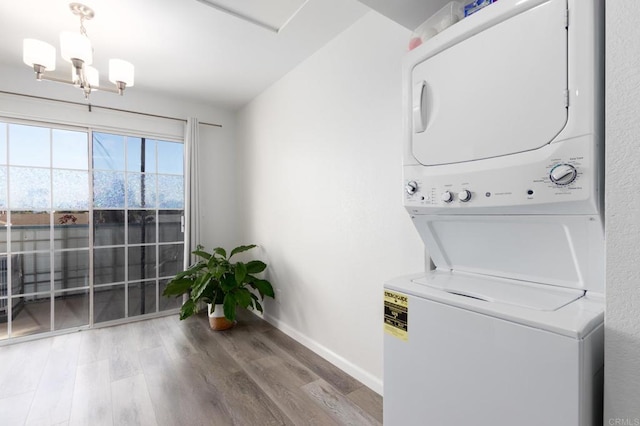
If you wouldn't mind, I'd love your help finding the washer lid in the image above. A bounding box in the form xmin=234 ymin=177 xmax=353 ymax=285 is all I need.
xmin=410 ymin=0 xmax=568 ymax=165
xmin=386 ymin=271 xmax=604 ymax=339
xmin=412 ymin=271 xmax=584 ymax=311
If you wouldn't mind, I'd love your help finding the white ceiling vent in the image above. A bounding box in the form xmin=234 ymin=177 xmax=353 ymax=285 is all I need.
xmin=195 ymin=0 xmax=309 ymax=33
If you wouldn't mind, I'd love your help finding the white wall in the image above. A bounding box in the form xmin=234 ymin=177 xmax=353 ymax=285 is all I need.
xmin=0 ymin=64 xmax=239 ymax=251
xmin=237 ymin=12 xmax=424 ymax=393
xmin=604 ymin=1 xmax=640 ymax=421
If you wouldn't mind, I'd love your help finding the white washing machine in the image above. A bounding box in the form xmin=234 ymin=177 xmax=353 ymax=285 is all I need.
xmin=384 ymin=0 xmax=604 ymax=425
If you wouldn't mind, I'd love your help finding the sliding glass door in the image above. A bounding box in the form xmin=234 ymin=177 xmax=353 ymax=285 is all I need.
xmin=92 ymin=131 xmax=185 ymax=323
xmin=0 ymin=120 xmax=184 ymax=341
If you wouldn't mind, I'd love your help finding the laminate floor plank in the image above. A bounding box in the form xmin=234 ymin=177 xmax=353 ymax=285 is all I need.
xmin=127 ymin=319 xmax=163 ymax=351
xmin=302 ymin=379 xmax=382 ymax=426
xmin=68 ymin=359 xmax=112 ymax=426
xmin=111 ymin=374 xmax=157 ymax=426
xmin=183 ymin=348 xmax=242 ymax=383
xmin=179 ymin=319 xmax=244 ymax=378
xmin=77 ymin=327 xmax=109 ymax=365
xmin=233 ymin=308 xmax=276 ymax=333
xmin=137 ymin=345 xmax=173 ymax=376
xmin=105 ymin=326 xmax=144 ymax=382
xmin=25 ymin=333 xmax=81 ymax=425
xmin=213 ymin=369 xmax=295 ymax=426
xmin=151 ymin=316 xmax=199 ymax=361
xmin=0 ymin=391 xmax=34 ymax=426
xmin=143 ymin=356 xmax=234 ymax=426
xmin=216 ymin=326 xmax=279 ymax=364
xmin=0 ymin=338 xmax=51 ymax=399
xmin=255 ymin=347 xmax=320 ymax=385
xmin=244 ymin=356 xmax=340 ymax=426
xmin=346 ymin=386 xmax=384 ymax=423
xmin=263 ymin=328 xmax=364 ymax=395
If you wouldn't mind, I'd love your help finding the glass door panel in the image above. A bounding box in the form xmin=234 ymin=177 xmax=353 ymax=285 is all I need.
xmin=54 ymin=289 xmax=89 ymax=330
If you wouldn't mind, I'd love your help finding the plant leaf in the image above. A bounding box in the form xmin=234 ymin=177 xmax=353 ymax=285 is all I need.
xmin=254 ymin=299 xmax=263 ymax=313
xmin=250 ymin=279 xmax=275 ymax=299
xmin=245 ymin=260 xmax=266 ymax=274
xmin=235 ymin=262 xmax=247 ymax=285
xmin=179 ymin=299 xmax=197 ymax=320
xmin=207 ymin=256 xmax=220 ymax=269
xmin=212 ymin=264 xmax=226 ymax=280
xmin=229 ymin=244 xmax=257 ymax=259
xmin=191 ymin=272 xmax=212 ymax=300
xmin=171 ymin=261 xmax=206 ymax=281
xmin=220 ymin=274 xmax=237 ymax=292
xmin=234 ymin=288 xmax=253 ymax=308
xmin=213 ymin=247 xmax=227 ymax=259
xmin=162 ymin=277 xmax=193 ymax=296
xmin=192 ymin=249 xmax=211 ymax=260
xmin=223 ymin=293 xmax=237 ymax=321
xmin=201 ymin=286 xmax=216 ymax=304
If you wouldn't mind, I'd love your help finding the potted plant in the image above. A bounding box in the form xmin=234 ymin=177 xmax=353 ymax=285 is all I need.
xmin=162 ymin=244 xmax=275 ymax=330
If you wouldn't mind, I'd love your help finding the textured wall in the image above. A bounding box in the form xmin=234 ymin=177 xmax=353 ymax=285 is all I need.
xmin=604 ymin=0 xmax=640 ymax=421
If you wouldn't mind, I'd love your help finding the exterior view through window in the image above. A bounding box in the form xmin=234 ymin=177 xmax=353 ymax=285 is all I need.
xmin=0 ymin=120 xmax=184 ymax=341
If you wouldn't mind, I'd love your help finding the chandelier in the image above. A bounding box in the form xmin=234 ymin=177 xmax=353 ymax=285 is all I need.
xmin=22 ymin=2 xmax=134 ymax=100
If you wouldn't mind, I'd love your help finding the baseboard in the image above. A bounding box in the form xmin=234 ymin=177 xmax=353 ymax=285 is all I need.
xmin=261 ymin=312 xmax=383 ymax=395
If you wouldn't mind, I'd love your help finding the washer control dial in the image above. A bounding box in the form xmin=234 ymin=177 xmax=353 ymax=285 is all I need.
xmin=441 ymin=191 xmax=454 ymax=203
xmin=405 ymin=181 xmax=418 ymax=195
xmin=549 ymin=164 xmax=577 ymax=186
xmin=458 ymin=190 xmax=472 ymax=202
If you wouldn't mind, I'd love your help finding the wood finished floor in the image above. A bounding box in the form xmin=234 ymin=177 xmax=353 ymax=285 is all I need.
xmin=0 ymin=310 xmax=382 ymax=426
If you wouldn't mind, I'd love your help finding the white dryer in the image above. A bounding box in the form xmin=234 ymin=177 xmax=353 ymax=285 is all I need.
xmin=384 ymin=0 xmax=604 ymax=425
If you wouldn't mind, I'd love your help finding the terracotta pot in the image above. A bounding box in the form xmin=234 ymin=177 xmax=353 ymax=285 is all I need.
xmin=208 ymin=304 xmax=234 ymax=331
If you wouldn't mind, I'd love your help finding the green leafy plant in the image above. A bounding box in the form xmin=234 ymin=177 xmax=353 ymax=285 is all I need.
xmin=162 ymin=244 xmax=275 ymax=322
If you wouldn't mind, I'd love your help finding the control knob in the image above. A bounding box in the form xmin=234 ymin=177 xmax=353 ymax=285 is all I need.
xmin=441 ymin=191 xmax=454 ymax=203
xmin=549 ymin=164 xmax=577 ymax=186
xmin=458 ymin=190 xmax=472 ymax=202
xmin=405 ymin=181 xmax=418 ymax=195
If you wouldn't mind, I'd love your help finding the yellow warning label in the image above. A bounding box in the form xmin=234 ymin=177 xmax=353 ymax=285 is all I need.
xmin=384 ymin=290 xmax=408 ymax=341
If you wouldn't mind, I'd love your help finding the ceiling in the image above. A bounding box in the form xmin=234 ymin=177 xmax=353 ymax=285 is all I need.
xmin=0 ymin=0 xmax=369 ymax=110
xmin=358 ymin=0 xmax=453 ymax=31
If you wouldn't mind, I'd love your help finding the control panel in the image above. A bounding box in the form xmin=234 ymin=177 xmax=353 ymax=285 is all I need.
xmin=403 ymin=136 xmax=600 ymax=215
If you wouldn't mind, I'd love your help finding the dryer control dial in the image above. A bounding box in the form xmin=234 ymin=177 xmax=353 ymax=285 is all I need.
xmin=458 ymin=190 xmax=472 ymax=202
xmin=549 ymin=164 xmax=577 ymax=186
xmin=405 ymin=181 xmax=419 ymax=195
xmin=441 ymin=191 xmax=454 ymax=203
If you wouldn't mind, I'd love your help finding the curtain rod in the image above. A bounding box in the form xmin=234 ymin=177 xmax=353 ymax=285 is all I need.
xmin=0 ymin=90 xmax=223 ymax=128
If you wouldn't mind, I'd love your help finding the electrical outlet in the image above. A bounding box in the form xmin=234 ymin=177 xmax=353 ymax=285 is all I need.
xmin=275 ymin=288 xmax=282 ymax=304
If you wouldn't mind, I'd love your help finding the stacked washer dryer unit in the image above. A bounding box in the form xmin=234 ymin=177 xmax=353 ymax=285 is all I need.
xmin=384 ymin=0 xmax=604 ymax=425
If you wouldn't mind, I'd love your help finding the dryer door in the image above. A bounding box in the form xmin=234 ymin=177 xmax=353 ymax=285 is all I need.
xmin=411 ymin=0 xmax=568 ymax=166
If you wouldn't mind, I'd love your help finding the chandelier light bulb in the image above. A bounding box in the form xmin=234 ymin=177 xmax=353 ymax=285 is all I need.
xmin=23 ymin=39 xmax=56 ymax=70
xmin=85 ymin=66 xmax=99 ymax=88
xmin=109 ymin=59 xmax=135 ymax=87
xmin=60 ymin=31 xmax=93 ymax=65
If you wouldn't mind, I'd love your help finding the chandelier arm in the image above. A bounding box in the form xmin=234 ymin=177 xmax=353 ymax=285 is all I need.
xmin=94 ymin=86 xmax=119 ymax=94
xmin=37 ymin=74 xmax=119 ymax=94
xmin=39 ymin=74 xmax=77 ymax=85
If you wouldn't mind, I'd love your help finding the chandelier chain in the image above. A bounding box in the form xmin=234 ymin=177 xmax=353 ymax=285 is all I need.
xmin=79 ymin=16 xmax=88 ymax=37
